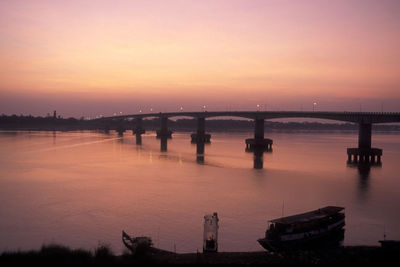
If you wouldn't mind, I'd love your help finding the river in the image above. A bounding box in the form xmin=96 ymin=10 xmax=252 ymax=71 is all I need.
xmin=0 ymin=130 xmax=399 ymax=254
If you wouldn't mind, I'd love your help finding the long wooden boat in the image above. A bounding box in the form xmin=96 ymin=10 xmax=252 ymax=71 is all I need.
xmin=258 ymin=206 xmax=345 ymax=251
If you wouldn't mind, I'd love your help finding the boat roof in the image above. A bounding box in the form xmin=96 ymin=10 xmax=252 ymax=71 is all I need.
xmin=269 ymin=206 xmax=344 ymax=225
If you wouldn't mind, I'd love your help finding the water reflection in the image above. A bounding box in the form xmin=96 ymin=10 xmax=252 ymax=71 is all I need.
xmin=0 ymin=131 xmax=18 ymax=136
xmin=357 ymin=164 xmax=371 ymax=179
xmin=136 ymin=134 xmax=142 ymax=145
xmin=160 ymin=136 xmax=168 ymax=152
xmin=347 ymin=161 xmax=382 ymax=178
xmin=356 ymin=164 xmax=371 ymax=195
xmin=196 ymin=141 xmax=205 ymax=164
xmin=253 ymin=148 xmax=264 ymax=169
xmin=245 ymin=147 xmax=273 ymax=169
xmin=52 ymin=130 xmax=56 ymax=145
xmin=347 ymin=161 xmax=382 ymax=198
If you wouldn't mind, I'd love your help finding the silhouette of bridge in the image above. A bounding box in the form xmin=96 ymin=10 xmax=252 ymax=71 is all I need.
xmin=97 ymin=111 xmax=400 ymax=169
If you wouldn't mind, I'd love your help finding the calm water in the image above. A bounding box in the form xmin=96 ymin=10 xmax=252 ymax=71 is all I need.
xmin=0 ymin=130 xmax=399 ymax=254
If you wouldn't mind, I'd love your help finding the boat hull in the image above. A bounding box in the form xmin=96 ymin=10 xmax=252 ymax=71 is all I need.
xmin=258 ymin=225 xmax=345 ymax=251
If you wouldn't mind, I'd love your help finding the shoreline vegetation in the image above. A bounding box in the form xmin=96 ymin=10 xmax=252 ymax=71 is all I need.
xmin=1 ymin=243 xmax=399 ymax=264
xmin=1 ymin=114 xmax=400 ymax=132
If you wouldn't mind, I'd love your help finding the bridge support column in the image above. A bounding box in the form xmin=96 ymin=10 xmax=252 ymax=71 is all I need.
xmin=191 ymin=117 xmax=211 ymax=144
xmin=132 ymin=118 xmax=145 ymax=145
xmin=245 ymin=118 xmax=273 ymax=152
xmin=156 ymin=117 xmax=172 ymax=139
xmin=244 ymin=118 xmax=273 ymax=169
xmin=104 ymin=125 xmax=110 ymax=134
xmin=196 ymin=117 xmax=205 ymax=163
xmin=359 ymin=123 xmax=371 ymax=149
xmin=190 ymin=117 xmax=211 ymax=163
xmin=255 ymin=118 xmax=264 ymax=140
xmin=196 ymin=140 xmax=205 ymax=163
xmin=156 ymin=117 xmax=172 ymax=152
xmin=347 ymin=123 xmax=382 ymax=166
xmin=245 ymin=118 xmax=273 ymax=169
xmin=253 ymin=148 xmax=264 ymax=169
xmin=116 ymin=124 xmax=126 ymax=137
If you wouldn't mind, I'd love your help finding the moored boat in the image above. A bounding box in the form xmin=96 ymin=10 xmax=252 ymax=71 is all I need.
xmin=122 ymin=230 xmax=152 ymax=255
xmin=258 ymin=206 xmax=345 ymax=251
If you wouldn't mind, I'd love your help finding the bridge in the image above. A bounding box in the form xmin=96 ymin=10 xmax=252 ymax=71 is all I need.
xmin=97 ymin=111 xmax=400 ymax=169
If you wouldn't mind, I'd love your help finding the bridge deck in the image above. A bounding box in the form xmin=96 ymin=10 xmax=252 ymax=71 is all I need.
xmin=98 ymin=111 xmax=400 ymax=124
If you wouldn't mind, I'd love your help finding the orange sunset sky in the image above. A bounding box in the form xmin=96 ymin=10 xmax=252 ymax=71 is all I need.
xmin=1 ymin=0 xmax=399 ymax=117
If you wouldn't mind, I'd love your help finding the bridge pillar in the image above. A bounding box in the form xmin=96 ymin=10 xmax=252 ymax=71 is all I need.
xmin=197 ymin=140 xmax=205 ymax=163
xmin=160 ymin=136 xmax=168 ymax=152
xmin=156 ymin=117 xmax=172 ymax=139
xmin=347 ymin=122 xmax=382 ymax=166
xmin=190 ymin=117 xmax=212 ymax=163
xmin=132 ymin=118 xmax=145 ymax=145
xmin=358 ymin=123 xmax=371 ymax=149
xmin=244 ymin=118 xmax=273 ymax=169
xmin=254 ymin=118 xmax=265 ymax=170
xmin=197 ymin=117 xmax=205 ymax=163
xmin=156 ymin=117 xmax=172 ymax=152
xmin=191 ymin=117 xmax=211 ymax=144
xmin=255 ymin=118 xmax=264 ymax=140
xmin=104 ymin=125 xmax=110 ymax=134
xmin=116 ymin=124 xmax=125 ymax=137
xmin=245 ymin=118 xmax=273 ymax=152
xmin=253 ymin=148 xmax=264 ymax=169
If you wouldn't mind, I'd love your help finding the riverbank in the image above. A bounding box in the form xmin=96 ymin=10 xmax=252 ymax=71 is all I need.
xmin=1 ymin=244 xmax=399 ymax=264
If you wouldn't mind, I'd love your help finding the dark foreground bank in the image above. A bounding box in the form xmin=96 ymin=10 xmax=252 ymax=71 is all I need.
xmin=1 ymin=244 xmax=399 ymax=264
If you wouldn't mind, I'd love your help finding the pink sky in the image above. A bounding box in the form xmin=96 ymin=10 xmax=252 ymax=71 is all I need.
xmin=1 ymin=0 xmax=399 ymax=117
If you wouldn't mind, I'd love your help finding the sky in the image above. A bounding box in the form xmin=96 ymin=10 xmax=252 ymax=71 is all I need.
xmin=0 ymin=0 xmax=400 ymax=118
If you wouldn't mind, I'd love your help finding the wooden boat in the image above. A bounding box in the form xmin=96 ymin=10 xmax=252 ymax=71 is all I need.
xmin=122 ymin=230 xmax=152 ymax=255
xmin=203 ymin=212 xmax=219 ymax=253
xmin=258 ymin=206 xmax=345 ymax=251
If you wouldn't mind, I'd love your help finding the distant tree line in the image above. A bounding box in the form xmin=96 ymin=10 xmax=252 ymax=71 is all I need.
xmin=0 ymin=114 xmax=90 ymax=131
